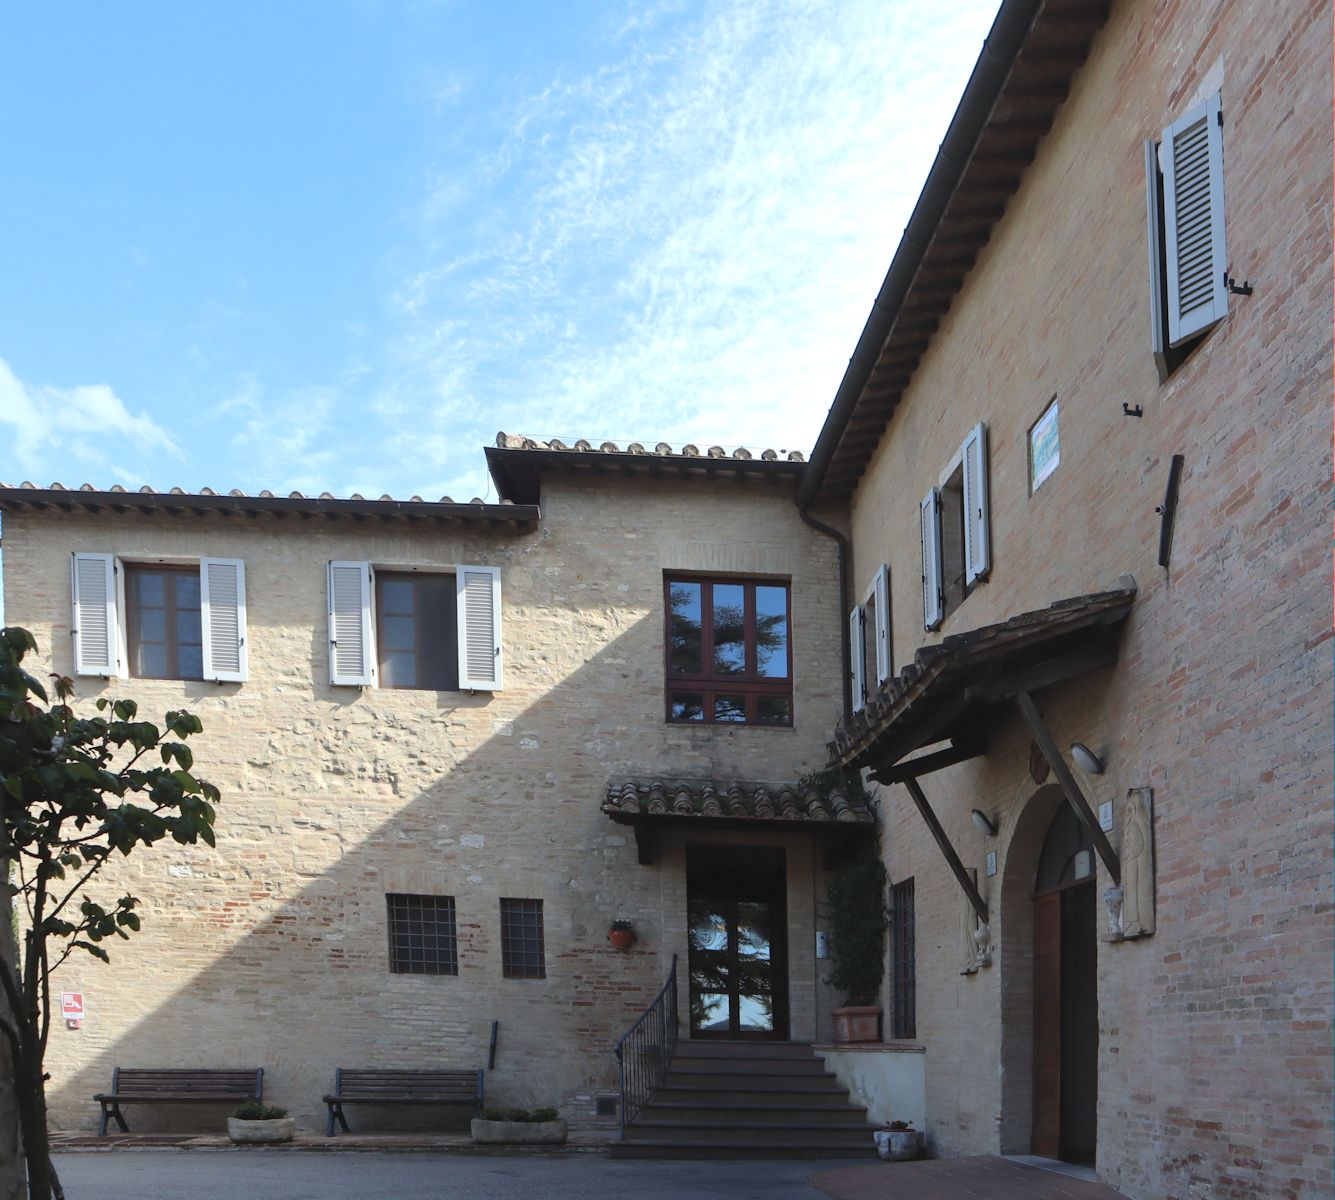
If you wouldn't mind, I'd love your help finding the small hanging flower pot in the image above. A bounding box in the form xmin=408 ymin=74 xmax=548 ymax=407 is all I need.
xmin=608 ymin=919 xmax=636 ymax=951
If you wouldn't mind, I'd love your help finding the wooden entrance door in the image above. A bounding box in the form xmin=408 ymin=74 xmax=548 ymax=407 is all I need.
xmin=1032 ymin=805 xmax=1098 ymax=1163
xmin=686 ymin=847 xmax=788 ymax=1039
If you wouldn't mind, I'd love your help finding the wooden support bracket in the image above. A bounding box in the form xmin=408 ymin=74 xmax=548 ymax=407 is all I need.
xmin=1014 ymin=690 xmax=1120 ymax=885
xmin=902 ymin=776 xmax=989 ymax=923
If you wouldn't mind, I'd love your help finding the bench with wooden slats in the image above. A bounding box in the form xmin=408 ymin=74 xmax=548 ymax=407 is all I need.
xmin=322 ymin=1068 xmax=484 ymax=1136
xmin=94 ymin=1067 xmax=264 ymax=1136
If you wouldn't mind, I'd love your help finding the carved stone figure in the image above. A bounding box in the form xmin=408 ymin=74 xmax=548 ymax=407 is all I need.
xmin=972 ymin=921 xmax=992 ymax=968
xmin=959 ymin=868 xmax=979 ymax=975
xmin=1121 ymin=789 xmax=1155 ymax=937
xmin=1103 ymin=885 xmax=1124 ymax=940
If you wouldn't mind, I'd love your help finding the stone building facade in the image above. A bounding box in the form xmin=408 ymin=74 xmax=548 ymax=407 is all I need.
xmin=0 ymin=459 xmax=854 ymax=1133
xmin=0 ymin=0 xmax=1329 ymax=1197
xmin=805 ymin=0 xmax=1333 ymax=1198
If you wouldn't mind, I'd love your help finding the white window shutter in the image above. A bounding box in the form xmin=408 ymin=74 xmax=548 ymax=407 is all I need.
xmin=71 ymin=553 xmax=117 ymax=676
xmin=327 ymin=561 xmax=374 ymax=686
xmin=1144 ymin=138 xmax=1173 ymax=382
xmin=1162 ymin=93 xmax=1227 ymax=346
xmin=848 ymin=606 xmax=866 ymax=714
xmin=921 ymin=489 xmax=943 ymax=632
xmin=873 ymin=564 xmax=891 ymax=685
xmin=962 ymin=423 xmax=991 ymax=586
xmin=456 ymin=565 xmax=503 ymax=691
xmin=200 ymin=558 xmax=248 ymax=682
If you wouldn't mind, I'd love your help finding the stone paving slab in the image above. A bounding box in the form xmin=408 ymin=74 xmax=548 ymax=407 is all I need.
xmin=810 ymin=1156 xmax=1131 ymax=1200
xmin=51 ymin=1130 xmax=612 ymax=1154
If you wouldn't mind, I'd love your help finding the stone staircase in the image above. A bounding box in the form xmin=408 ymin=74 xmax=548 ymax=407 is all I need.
xmin=611 ymin=1040 xmax=879 ymax=1159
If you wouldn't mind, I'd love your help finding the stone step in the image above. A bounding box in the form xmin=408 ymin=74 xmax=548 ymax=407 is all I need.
xmin=648 ymin=1083 xmax=854 ymax=1110
xmin=640 ymin=1101 xmax=868 ymax=1126
xmin=673 ymin=1041 xmax=817 ymax=1060
xmin=625 ymin=1120 xmax=875 ymax=1147
xmin=669 ymin=1054 xmax=830 ymax=1075
xmin=610 ymin=1139 xmax=878 ymax=1160
xmin=660 ymin=1069 xmax=839 ymax=1090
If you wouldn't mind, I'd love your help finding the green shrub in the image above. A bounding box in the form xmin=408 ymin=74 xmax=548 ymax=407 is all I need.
xmin=232 ymin=1102 xmax=288 ymax=1121
xmin=823 ymin=854 xmax=889 ymax=1005
xmin=480 ymin=1106 xmax=561 ymax=1123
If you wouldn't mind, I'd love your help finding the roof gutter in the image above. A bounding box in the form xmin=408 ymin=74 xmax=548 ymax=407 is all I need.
xmin=797 ymin=0 xmax=1043 ymax=509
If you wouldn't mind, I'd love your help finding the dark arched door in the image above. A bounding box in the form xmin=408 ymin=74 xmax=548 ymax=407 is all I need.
xmin=1032 ymin=805 xmax=1098 ymax=1164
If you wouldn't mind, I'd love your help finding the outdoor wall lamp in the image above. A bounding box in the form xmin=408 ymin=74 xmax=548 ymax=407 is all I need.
xmin=1070 ymin=742 xmax=1106 ymax=774
xmin=970 ymin=809 xmax=997 ymax=837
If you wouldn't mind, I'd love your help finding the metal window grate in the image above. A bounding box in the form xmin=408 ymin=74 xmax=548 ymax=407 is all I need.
xmin=387 ymin=893 xmax=458 ymax=976
xmin=500 ymin=898 xmax=546 ymax=979
xmin=891 ymin=878 xmax=916 ymax=1040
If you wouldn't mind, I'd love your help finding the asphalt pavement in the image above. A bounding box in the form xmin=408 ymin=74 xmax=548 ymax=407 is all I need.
xmin=53 ymin=1150 xmax=849 ymax=1200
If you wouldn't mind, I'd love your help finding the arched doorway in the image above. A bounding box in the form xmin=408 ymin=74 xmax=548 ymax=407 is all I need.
xmin=1031 ymin=803 xmax=1098 ymax=1164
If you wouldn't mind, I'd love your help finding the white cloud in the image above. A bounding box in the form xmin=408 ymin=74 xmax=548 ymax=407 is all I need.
xmin=0 ymin=356 xmax=182 ymax=484
xmin=382 ymin=0 xmax=999 ymax=493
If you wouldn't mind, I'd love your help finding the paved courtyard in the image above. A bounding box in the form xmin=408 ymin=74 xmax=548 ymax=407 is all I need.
xmin=53 ymin=1150 xmax=1132 ymax=1200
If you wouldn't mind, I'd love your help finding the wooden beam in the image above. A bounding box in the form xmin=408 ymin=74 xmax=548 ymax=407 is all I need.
xmin=870 ymin=738 xmax=986 ymax=784
xmin=973 ymin=640 xmax=1118 ymax=702
xmin=902 ymin=776 xmax=988 ymax=923
xmin=1014 ymin=690 xmax=1120 ymax=885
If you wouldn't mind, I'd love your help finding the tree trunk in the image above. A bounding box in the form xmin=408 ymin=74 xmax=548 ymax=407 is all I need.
xmin=0 ymin=870 xmax=23 ymax=1200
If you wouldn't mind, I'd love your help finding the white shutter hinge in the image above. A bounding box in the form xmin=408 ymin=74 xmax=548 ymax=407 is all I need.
xmin=1223 ymin=271 xmax=1252 ymax=296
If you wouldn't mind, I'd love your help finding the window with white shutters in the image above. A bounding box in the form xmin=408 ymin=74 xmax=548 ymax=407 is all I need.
xmin=200 ymin=558 xmax=248 ymax=682
xmin=456 ymin=565 xmax=503 ymax=691
xmin=873 ymin=564 xmax=892 ymax=685
xmin=920 ymin=490 xmax=944 ymax=632
xmin=328 ymin=561 xmax=374 ymax=686
xmin=71 ymin=553 xmax=118 ymax=676
xmin=1146 ymin=92 xmax=1228 ymax=378
xmin=849 ymin=605 xmax=866 ymax=713
xmin=962 ymin=423 xmax=991 ymax=587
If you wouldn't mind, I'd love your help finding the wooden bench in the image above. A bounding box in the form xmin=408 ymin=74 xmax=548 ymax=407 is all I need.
xmin=322 ymin=1068 xmax=484 ymax=1136
xmin=94 ymin=1068 xmax=264 ymax=1136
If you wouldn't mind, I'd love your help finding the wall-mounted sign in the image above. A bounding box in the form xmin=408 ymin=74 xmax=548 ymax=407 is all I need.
xmin=60 ymin=992 xmax=84 ymax=1030
xmin=1028 ymin=397 xmax=1060 ymax=493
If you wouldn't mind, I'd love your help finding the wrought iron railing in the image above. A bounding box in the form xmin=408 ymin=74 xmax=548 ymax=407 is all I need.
xmin=612 ymin=954 xmax=679 ymax=1138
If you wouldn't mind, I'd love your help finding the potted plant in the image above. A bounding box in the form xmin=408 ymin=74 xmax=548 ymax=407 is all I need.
xmin=607 ymin=918 xmax=636 ymax=951
xmin=824 ymin=854 xmax=889 ymax=1043
xmin=228 ymin=1101 xmax=296 ymax=1144
xmin=873 ymin=1119 xmax=923 ymax=1161
xmin=471 ymin=1106 xmax=568 ymax=1145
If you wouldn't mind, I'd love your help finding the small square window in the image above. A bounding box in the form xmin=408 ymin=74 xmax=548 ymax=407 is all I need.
xmin=387 ymin=893 xmax=458 ymax=975
xmin=500 ymin=898 xmax=545 ymax=979
xmin=1029 ymin=397 xmax=1060 ymax=493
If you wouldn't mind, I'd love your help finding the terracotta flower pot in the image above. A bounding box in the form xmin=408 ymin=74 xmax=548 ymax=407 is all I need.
xmin=608 ymin=928 xmax=635 ymax=951
xmin=831 ymin=1004 xmax=882 ymax=1043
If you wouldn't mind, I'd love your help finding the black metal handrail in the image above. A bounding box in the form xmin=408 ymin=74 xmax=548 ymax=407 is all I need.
xmin=612 ymin=954 xmax=679 ymax=1138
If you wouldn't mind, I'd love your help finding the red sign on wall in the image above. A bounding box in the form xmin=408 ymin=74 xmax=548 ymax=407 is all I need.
xmin=60 ymin=993 xmax=84 ymax=1023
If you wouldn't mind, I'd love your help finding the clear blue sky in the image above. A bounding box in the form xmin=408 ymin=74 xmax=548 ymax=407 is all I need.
xmin=1 ymin=0 xmax=997 ymax=504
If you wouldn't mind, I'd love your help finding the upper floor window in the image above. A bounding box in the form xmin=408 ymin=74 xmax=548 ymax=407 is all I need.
xmin=849 ymin=564 xmax=891 ymax=714
xmin=70 ymin=553 xmax=247 ymax=682
xmin=665 ymin=576 xmax=792 ymax=726
xmin=1145 ymin=92 xmax=1228 ymax=381
xmin=921 ymin=423 xmax=990 ymax=631
xmin=126 ymin=565 xmax=203 ymax=680
xmin=327 ymin=562 xmax=502 ymax=692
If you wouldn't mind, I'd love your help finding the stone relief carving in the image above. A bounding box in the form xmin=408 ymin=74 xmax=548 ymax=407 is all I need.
xmin=1120 ymin=788 xmax=1155 ymax=937
xmin=959 ymin=867 xmax=980 ymax=975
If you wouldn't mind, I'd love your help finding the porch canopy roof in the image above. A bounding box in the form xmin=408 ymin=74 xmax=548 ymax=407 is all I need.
xmin=602 ymin=778 xmax=875 ymax=865
xmin=828 ymin=579 xmax=1137 ymax=781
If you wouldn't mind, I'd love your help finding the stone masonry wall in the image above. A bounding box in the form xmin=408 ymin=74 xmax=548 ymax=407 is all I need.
xmin=846 ymin=1 xmax=1332 ymax=1197
xmin=0 ymin=472 xmax=846 ymax=1133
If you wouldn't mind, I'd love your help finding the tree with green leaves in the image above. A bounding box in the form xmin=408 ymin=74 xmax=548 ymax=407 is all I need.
xmin=0 ymin=628 xmax=219 ymax=1200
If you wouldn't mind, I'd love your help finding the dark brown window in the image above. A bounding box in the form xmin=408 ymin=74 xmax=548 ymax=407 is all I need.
xmin=126 ymin=565 xmax=203 ymax=681
xmin=386 ymin=893 xmax=458 ymax=975
xmin=499 ymin=898 xmax=545 ymax=979
xmin=665 ymin=576 xmax=792 ymax=726
xmin=890 ymin=878 xmax=916 ymax=1039
xmin=375 ymin=572 xmax=458 ymax=691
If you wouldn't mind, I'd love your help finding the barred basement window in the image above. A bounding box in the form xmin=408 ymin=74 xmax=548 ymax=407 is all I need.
xmin=890 ymin=878 xmax=916 ymax=1040
xmin=386 ymin=893 xmax=458 ymax=976
xmin=499 ymin=898 xmax=546 ymax=979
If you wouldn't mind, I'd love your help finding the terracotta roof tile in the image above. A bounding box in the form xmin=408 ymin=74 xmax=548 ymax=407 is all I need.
xmin=602 ymin=778 xmax=875 ymax=825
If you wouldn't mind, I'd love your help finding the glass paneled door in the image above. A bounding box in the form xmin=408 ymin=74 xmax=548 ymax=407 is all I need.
xmin=687 ymin=847 xmax=788 ymax=1039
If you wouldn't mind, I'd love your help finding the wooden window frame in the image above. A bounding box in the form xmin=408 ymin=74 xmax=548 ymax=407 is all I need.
xmin=374 ymin=570 xmax=458 ymax=692
xmin=499 ymin=898 xmax=546 ymax=979
xmin=386 ymin=892 xmax=459 ymax=976
xmin=124 ymin=564 xmax=204 ymax=682
xmin=663 ymin=575 xmax=794 ymax=727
